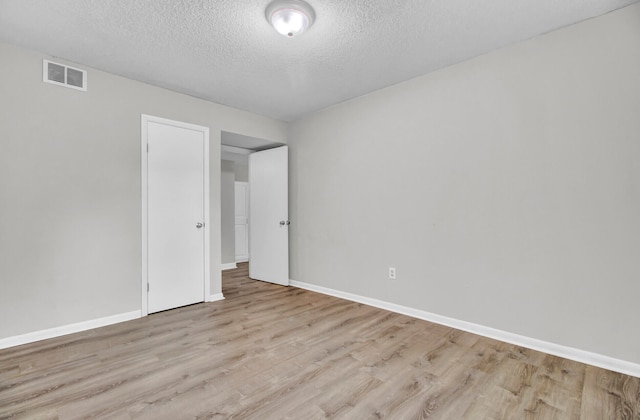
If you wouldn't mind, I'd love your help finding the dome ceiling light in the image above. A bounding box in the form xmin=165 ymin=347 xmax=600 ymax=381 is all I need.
xmin=266 ymin=0 xmax=315 ymax=38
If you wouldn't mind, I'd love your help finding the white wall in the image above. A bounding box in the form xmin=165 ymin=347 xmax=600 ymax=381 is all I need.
xmin=0 ymin=41 xmax=286 ymax=340
xmin=288 ymin=4 xmax=640 ymax=364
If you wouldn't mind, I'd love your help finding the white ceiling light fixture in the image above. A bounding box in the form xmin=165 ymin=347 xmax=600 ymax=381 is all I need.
xmin=266 ymin=0 xmax=315 ymax=38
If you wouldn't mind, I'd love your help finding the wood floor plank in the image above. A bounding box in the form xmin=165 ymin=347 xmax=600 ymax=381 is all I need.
xmin=1 ymin=262 xmax=639 ymax=419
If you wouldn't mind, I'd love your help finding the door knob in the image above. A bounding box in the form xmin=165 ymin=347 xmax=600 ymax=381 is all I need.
xmin=196 ymin=222 xmax=204 ymax=228
xmin=279 ymin=220 xmax=291 ymax=226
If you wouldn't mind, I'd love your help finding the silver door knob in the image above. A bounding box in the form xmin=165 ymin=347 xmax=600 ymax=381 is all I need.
xmin=279 ymin=220 xmax=291 ymax=226
xmin=196 ymin=222 xmax=204 ymax=228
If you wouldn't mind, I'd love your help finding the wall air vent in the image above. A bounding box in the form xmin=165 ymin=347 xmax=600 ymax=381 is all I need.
xmin=43 ymin=60 xmax=87 ymax=91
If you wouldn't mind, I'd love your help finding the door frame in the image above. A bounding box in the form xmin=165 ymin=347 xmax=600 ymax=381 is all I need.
xmin=234 ymin=181 xmax=250 ymax=263
xmin=141 ymin=114 xmax=211 ymax=317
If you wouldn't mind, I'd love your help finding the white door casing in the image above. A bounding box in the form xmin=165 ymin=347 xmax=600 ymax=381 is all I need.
xmin=234 ymin=181 xmax=249 ymax=262
xmin=141 ymin=115 xmax=210 ymax=315
xmin=249 ymin=146 xmax=289 ymax=286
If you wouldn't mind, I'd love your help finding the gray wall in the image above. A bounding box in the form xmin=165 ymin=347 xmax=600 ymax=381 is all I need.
xmin=221 ymin=160 xmax=236 ymax=265
xmin=235 ymin=163 xmax=249 ymax=182
xmin=0 ymin=41 xmax=286 ymax=339
xmin=288 ymin=4 xmax=640 ymax=364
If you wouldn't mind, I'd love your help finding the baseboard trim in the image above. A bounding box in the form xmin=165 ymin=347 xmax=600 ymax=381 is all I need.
xmin=0 ymin=310 xmax=142 ymax=350
xmin=208 ymin=293 xmax=225 ymax=302
xmin=221 ymin=263 xmax=237 ymax=271
xmin=290 ymin=279 xmax=640 ymax=378
xmin=235 ymin=258 xmax=249 ymax=263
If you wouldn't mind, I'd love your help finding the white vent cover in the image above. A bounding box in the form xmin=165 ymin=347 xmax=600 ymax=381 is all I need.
xmin=43 ymin=60 xmax=87 ymax=91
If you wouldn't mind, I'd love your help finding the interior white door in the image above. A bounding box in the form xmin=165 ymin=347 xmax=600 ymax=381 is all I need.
xmin=146 ymin=118 xmax=207 ymax=313
xmin=249 ymin=146 xmax=289 ymax=286
xmin=234 ymin=181 xmax=249 ymax=262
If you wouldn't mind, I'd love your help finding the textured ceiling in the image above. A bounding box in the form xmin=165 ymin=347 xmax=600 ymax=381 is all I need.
xmin=0 ymin=0 xmax=638 ymax=121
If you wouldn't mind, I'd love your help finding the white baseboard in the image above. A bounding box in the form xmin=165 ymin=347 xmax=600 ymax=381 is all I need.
xmin=208 ymin=293 xmax=225 ymax=302
xmin=290 ymin=280 xmax=640 ymax=378
xmin=0 ymin=310 xmax=141 ymax=350
xmin=235 ymin=258 xmax=249 ymax=263
xmin=221 ymin=263 xmax=237 ymax=271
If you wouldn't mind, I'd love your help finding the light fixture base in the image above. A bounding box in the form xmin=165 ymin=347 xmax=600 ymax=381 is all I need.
xmin=266 ymin=0 xmax=315 ymax=38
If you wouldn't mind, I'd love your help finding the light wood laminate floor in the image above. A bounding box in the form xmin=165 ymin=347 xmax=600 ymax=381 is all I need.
xmin=1 ymin=263 xmax=639 ymax=419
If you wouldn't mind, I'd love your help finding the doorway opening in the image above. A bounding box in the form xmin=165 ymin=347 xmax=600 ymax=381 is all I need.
xmin=220 ymin=132 xmax=286 ymax=282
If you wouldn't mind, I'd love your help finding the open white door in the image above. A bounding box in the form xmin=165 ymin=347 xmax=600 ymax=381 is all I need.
xmin=249 ymin=146 xmax=289 ymax=286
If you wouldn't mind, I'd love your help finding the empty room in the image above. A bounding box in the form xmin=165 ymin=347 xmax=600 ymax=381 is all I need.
xmin=1 ymin=0 xmax=639 ymax=418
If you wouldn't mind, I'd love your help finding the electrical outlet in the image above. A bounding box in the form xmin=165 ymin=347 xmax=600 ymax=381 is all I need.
xmin=388 ymin=267 xmax=396 ymax=279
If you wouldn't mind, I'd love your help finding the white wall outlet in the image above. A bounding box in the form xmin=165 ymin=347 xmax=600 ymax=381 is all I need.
xmin=388 ymin=267 xmax=396 ymax=279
